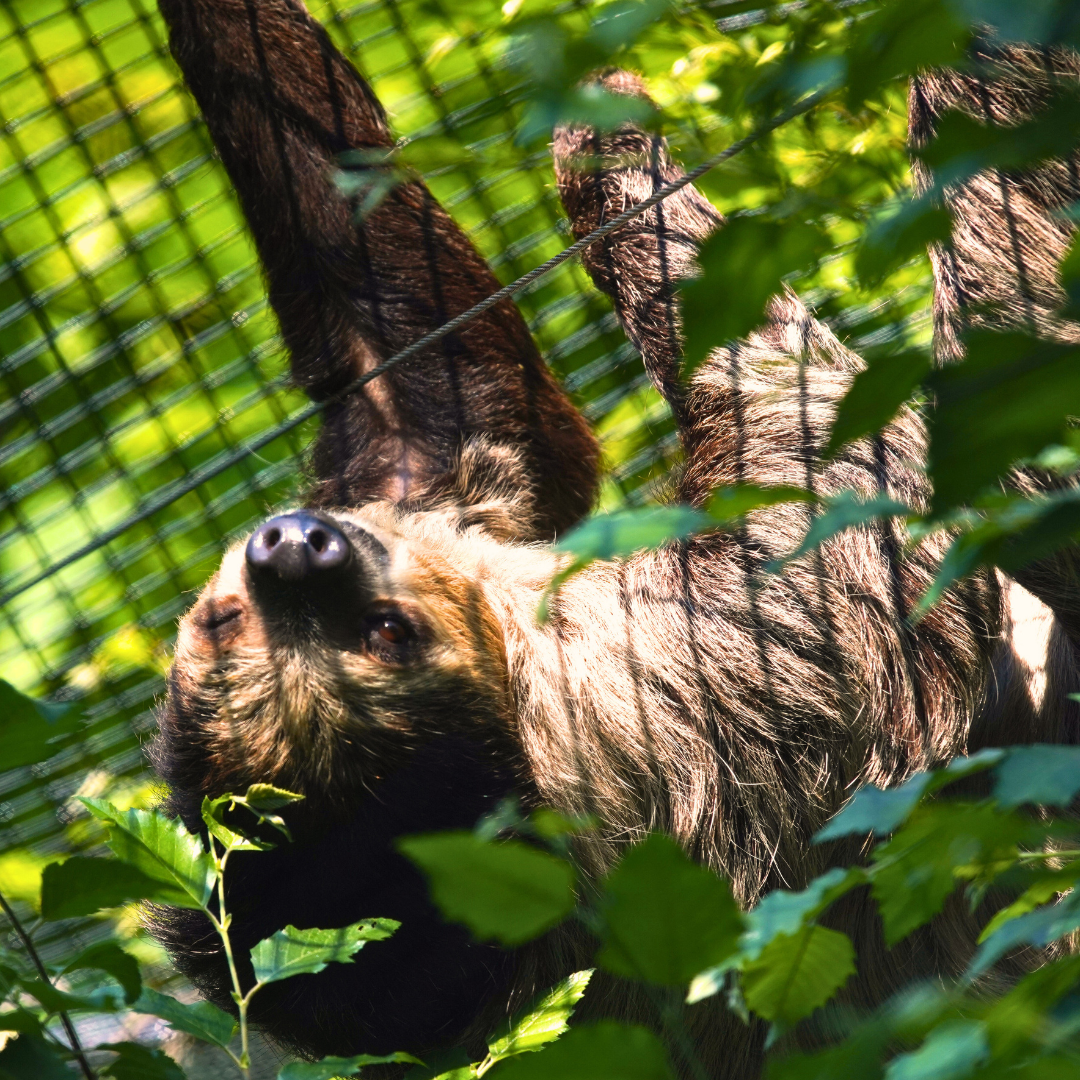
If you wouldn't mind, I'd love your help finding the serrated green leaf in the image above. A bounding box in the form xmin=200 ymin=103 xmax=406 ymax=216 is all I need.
xmin=63 ymin=942 xmax=141 ymax=1005
xmin=492 ymin=1021 xmax=672 ymax=1080
xmin=0 ymin=1029 xmax=73 ymax=1080
xmin=19 ymin=977 xmax=125 ymax=1014
xmin=967 ymin=890 xmax=1080 ymax=980
xmin=871 ymin=804 xmax=1028 ymax=947
xmin=132 ymin=987 xmax=236 ymax=1048
xmin=201 ymin=795 xmax=274 ymax=853
xmin=825 ymin=350 xmax=932 ymax=457
xmin=251 ymin=919 xmax=398 ymax=986
xmin=40 ymin=856 xmax=174 ymax=920
xmin=884 ymin=1021 xmax=987 ymax=1080
xmin=78 ymin=798 xmax=214 ymax=910
xmin=815 ymin=750 xmax=1005 ymax=841
xmin=767 ymin=491 xmax=911 ymax=574
xmin=742 ymin=925 xmax=855 ymax=1025
xmin=487 ymin=970 xmax=593 ymax=1062
xmin=994 ymin=744 xmax=1080 ymax=808
xmin=681 ymin=217 xmax=829 ymax=376
xmin=0 ymin=680 xmax=82 ymax=772
xmin=97 ymin=1042 xmax=186 ymax=1080
xmin=539 ymin=506 xmax=711 ymax=620
xmin=279 ymin=1052 xmax=423 ymax=1080
xmin=242 ymin=784 xmax=304 ymax=812
xmin=979 ymin=864 xmax=1080 ymax=944
xmin=598 ymin=834 xmax=743 ymax=986
xmin=398 ymin=833 xmax=576 ymax=946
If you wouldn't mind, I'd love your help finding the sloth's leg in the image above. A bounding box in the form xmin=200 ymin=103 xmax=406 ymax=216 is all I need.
xmin=158 ymin=0 xmax=598 ymax=538
xmin=552 ymin=70 xmax=723 ymax=421
xmin=912 ymin=44 xmax=1080 ymax=645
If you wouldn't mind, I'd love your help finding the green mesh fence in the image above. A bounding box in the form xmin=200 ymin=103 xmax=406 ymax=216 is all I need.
xmin=0 ymin=0 xmax=932 ymax=1070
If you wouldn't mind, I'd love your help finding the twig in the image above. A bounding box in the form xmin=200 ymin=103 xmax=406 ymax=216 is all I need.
xmin=0 ymin=888 xmax=97 ymax=1080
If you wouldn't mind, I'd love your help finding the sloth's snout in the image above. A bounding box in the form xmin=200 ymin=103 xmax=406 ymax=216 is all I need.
xmin=246 ymin=512 xmax=352 ymax=582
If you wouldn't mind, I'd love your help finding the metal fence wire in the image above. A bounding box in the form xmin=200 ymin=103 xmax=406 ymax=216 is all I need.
xmin=0 ymin=0 xmax=929 ymax=1071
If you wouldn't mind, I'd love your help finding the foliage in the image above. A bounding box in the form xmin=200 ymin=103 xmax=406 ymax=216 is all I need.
xmin=5 ymin=0 xmax=1080 ymax=1078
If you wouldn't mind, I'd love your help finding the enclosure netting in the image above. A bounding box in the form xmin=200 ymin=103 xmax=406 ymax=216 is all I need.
xmin=0 ymin=0 xmax=925 ymax=1074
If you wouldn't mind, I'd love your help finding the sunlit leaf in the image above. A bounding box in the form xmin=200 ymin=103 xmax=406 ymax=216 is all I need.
xmin=884 ymin=1021 xmax=987 ymax=1080
xmin=742 ymin=925 xmax=855 ymax=1025
xmin=0 ymin=681 xmax=82 ymax=772
xmin=704 ymin=484 xmax=816 ymax=525
xmin=62 ymin=942 xmax=141 ymax=1005
xmin=598 ymin=834 xmax=742 ymax=986
xmin=487 ymin=970 xmax=593 ymax=1061
xmin=767 ymin=491 xmax=911 ymax=573
xmin=278 ymin=1053 xmax=423 ymax=1080
xmin=398 ymin=833 xmax=576 ymax=946
xmin=994 ymin=744 xmax=1080 ymax=808
xmin=825 ymin=350 xmax=932 ymax=457
xmin=978 ymin=864 xmax=1080 ymax=944
xmin=815 ymin=750 xmax=1005 ymax=841
xmin=132 ymin=987 xmax=236 ymax=1049
xmin=78 ymin=799 xmax=214 ymax=910
xmin=251 ymin=920 xmax=398 ymax=987
xmin=40 ymin=857 xmax=172 ymax=920
xmin=968 ymin=890 xmax=1080 ymax=979
xmin=492 ymin=1021 xmax=672 ymax=1080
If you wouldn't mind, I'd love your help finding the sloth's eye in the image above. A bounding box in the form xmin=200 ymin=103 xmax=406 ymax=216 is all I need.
xmin=373 ymin=616 xmax=411 ymax=645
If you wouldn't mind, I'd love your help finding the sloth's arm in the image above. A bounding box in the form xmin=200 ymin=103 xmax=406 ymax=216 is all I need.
xmin=158 ymin=0 xmax=598 ymax=537
xmin=552 ymin=70 xmax=722 ymax=418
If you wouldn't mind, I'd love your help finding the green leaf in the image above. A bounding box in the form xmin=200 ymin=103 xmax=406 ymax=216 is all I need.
xmin=814 ymin=750 xmax=1005 ymax=841
xmin=63 ymin=942 xmax=141 ymax=1005
xmin=0 ymin=1030 xmax=74 ymax=1080
xmin=871 ymin=804 xmax=1028 ymax=947
xmin=845 ymin=0 xmax=970 ymax=109
xmin=278 ymin=1053 xmax=423 ymax=1080
xmin=917 ymin=92 xmax=1080 ymax=187
xmin=994 ymin=744 xmax=1080 ymax=808
xmin=767 ymin=491 xmax=911 ymax=574
xmin=398 ymin=832 xmax=576 ymax=946
xmin=201 ymin=795 xmax=275 ymax=853
xmin=926 ymin=332 xmax=1080 ymax=514
xmin=243 ymin=783 xmax=305 ymax=812
xmin=681 ymin=217 xmax=829 ymax=376
xmin=539 ymin=506 xmax=711 ymax=620
xmin=854 ymin=198 xmax=951 ymax=289
xmin=766 ymin=1024 xmax=889 ymax=1080
xmin=19 ymin=978 xmax=124 ymax=1014
xmin=132 ymin=987 xmax=236 ymax=1048
xmin=0 ymin=680 xmax=82 ymax=772
xmin=742 ymin=925 xmax=855 ymax=1025
xmin=203 ymin=784 xmax=305 ymax=847
xmin=98 ymin=1042 xmax=186 ymax=1080
xmin=40 ymin=856 xmax=175 ymax=920
xmin=978 ymin=864 xmax=1080 ymax=944
xmin=967 ymin=890 xmax=1080 ymax=979
xmin=250 ymin=919 xmax=398 ymax=986
xmin=78 ymin=798 xmax=215 ymax=910
xmin=597 ymin=834 xmax=743 ymax=986
xmin=487 ymin=970 xmax=593 ymax=1062
xmin=884 ymin=1021 xmax=988 ymax=1080
xmin=704 ymin=485 xmax=817 ymax=525
xmin=491 ymin=1022 xmax=672 ymax=1080
xmin=825 ymin=350 xmax=932 ymax=457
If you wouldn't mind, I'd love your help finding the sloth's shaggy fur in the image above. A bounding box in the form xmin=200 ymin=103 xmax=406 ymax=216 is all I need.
xmin=152 ymin=3 xmax=1080 ymax=1075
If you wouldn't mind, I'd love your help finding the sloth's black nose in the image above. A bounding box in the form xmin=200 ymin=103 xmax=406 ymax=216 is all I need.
xmin=245 ymin=513 xmax=351 ymax=581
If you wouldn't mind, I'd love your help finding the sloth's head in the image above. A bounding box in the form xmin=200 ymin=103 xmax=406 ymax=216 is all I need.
xmin=159 ymin=489 xmax=556 ymax=804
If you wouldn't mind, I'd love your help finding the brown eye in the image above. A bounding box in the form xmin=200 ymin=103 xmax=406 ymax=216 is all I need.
xmin=375 ymin=617 xmax=410 ymax=645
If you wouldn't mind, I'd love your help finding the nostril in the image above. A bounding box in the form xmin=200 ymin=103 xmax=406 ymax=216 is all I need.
xmin=265 ymin=527 xmax=281 ymax=548
xmin=308 ymin=529 xmax=327 ymax=553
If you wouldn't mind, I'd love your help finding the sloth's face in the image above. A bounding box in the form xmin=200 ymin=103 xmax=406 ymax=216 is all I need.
xmin=160 ymin=502 xmax=549 ymax=801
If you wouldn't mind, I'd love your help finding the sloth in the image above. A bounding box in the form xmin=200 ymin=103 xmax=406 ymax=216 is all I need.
xmin=151 ymin=1 xmax=1080 ymax=1075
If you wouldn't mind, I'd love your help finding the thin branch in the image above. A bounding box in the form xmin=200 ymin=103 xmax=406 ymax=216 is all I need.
xmin=0 ymin=888 xmax=97 ymax=1080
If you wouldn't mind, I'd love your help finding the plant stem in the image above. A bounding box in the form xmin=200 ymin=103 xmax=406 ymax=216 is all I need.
xmin=0 ymin=887 xmax=97 ymax=1080
xmin=207 ymin=842 xmax=250 ymax=1078
xmin=1018 ymin=850 xmax=1080 ymax=861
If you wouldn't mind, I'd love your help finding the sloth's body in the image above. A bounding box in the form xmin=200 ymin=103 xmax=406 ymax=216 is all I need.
xmin=153 ymin=1 xmax=1080 ymax=1075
